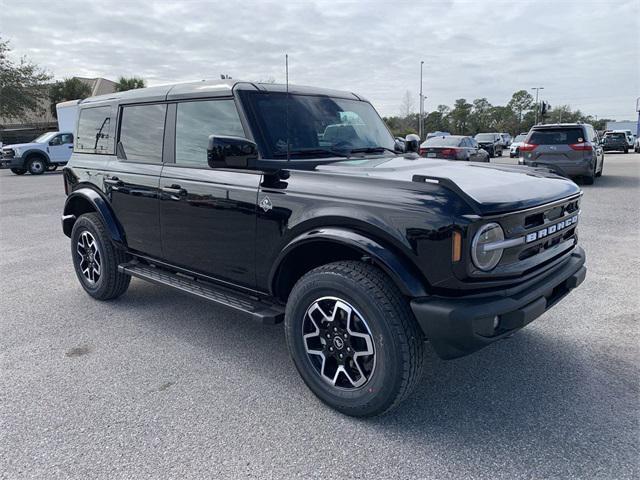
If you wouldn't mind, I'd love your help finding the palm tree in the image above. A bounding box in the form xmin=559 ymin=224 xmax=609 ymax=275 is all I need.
xmin=49 ymin=78 xmax=92 ymax=117
xmin=115 ymin=76 xmax=146 ymax=92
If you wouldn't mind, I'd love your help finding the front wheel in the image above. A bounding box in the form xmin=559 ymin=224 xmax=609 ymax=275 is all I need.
xmin=285 ymin=261 xmax=425 ymax=417
xmin=10 ymin=168 xmax=26 ymax=175
xmin=71 ymin=212 xmax=131 ymax=300
xmin=27 ymin=156 xmax=47 ymax=175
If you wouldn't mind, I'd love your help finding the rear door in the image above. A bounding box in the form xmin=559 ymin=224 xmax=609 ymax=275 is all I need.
xmin=107 ymin=103 xmax=166 ymax=257
xmin=159 ymin=98 xmax=261 ymax=289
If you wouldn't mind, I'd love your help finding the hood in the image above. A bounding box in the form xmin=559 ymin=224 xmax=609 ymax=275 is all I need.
xmin=316 ymin=156 xmax=581 ymax=215
xmin=2 ymin=142 xmax=39 ymax=150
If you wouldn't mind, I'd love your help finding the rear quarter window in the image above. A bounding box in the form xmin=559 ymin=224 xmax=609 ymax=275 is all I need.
xmin=528 ymin=128 xmax=584 ymax=145
xmin=76 ymin=106 xmax=114 ymax=154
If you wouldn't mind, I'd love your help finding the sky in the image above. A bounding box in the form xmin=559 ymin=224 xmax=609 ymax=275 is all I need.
xmin=1 ymin=0 xmax=639 ymax=120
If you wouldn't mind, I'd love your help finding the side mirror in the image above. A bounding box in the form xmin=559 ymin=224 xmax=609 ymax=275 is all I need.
xmin=405 ymin=134 xmax=421 ymax=153
xmin=207 ymin=135 xmax=258 ymax=169
xmin=394 ymin=137 xmax=406 ymax=153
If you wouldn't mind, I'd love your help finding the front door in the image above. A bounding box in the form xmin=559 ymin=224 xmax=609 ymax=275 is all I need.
xmin=159 ymin=98 xmax=260 ymax=289
xmin=49 ymin=133 xmax=74 ymax=162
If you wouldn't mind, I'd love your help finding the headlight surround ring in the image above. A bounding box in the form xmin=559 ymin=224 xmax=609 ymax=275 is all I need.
xmin=471 ymin=222 xmax=505 ymax=271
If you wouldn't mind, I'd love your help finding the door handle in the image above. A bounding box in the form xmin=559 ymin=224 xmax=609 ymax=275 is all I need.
xmin=161 ymin=184 xmax=187 ymax=197
xmin=104 ymin=176 xmax=123 ymax=189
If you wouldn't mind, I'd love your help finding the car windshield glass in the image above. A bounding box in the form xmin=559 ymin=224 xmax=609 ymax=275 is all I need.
xmin=475 ymin=134 xmax=494 ymax=141
xmin=240 ymin=91 xmax=395 ymax=159
xmin=514 ymin=134 xmax=527 ymax=142
xmin=33 ymin=132 xmax=56 ymax=143
xmin=424 ymin=136 xmax=462 ymax=147
xmin=529 ymin=128 xmax=584 ymax=145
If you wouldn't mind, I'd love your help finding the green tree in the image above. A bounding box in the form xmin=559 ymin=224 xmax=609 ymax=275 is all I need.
xmin=423 ymin=104 xmax=451 ymax=134
xmin=115 ymin=76 xmax=146 ymax=92
xmin=507 ymin=90 xmax=534 ymax=132
xmin=469 ymin=98 xmax=493 ymax=134
xmin=489 ymin=106 xmax=517 ymax=133
xmin=0 ymin=36 xmax=52 ymax=121
xmin=449 ymin=98 xmax=473 ymax=134
xmin=49 ymin=78 xmax=92 ymax=117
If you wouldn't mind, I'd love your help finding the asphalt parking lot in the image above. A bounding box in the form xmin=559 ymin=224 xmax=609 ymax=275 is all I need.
xmin=1 ymin=153 xmax=638 ymax=479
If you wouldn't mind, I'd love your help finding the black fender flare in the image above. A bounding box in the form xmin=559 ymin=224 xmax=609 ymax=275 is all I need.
xmin=269 ymin=227 xmax=428 ymax=298
xmin=62 ymin=187 xmax=125 ymax=244
xmin=21 ymin=149 xmax=50 ymax=166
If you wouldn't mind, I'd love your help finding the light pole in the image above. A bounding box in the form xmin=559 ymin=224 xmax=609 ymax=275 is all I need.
xmin=419 ymin=61 xmax=424 ymax=140
xmin=531 ymin=87 xmax=544 ymax=124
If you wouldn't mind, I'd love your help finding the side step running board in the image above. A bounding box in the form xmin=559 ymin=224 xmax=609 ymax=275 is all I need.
xmin=118 ymin=262 xmax=284 ymax=325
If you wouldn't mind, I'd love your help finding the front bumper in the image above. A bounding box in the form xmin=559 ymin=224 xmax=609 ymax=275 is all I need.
xmin=411 ymin=246 xmax=586 ymax=359
xmin=0 ymin=155 xmax=23 ymax=169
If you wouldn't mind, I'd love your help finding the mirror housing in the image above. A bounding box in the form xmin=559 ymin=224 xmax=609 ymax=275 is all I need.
xmin=394 ymin=137 xmax=406 ymax=153
xmin=207 ymin=135 xmax=258 ymax=169
xmin=405 ymin=134 xmax=421 ymax=153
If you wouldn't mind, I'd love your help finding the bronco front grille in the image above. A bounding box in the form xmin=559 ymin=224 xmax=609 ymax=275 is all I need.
xmin=471 ymin=194 xmax=581 ymax=278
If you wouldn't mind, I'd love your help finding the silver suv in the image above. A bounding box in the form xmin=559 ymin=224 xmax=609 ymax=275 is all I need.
xmin=519 ymin=123 xmax=604 ymax=185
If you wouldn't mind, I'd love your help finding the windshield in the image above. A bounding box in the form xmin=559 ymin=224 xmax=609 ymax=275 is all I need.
xmin=475 ymin=133 xmax=494 ymax=141
xmin=239 ymin=91 xmax=395 ymax=159
xmin=424 ymin=136 xmax=462 ymax=147
xmin=32 ymin=132 xmax=56 ymax=143
xmin=514 ymin=134 xmax=527 ymax=142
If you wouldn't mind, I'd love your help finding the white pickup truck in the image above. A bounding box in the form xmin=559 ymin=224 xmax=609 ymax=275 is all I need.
xmin=0 ymin=131 xmax=74 ymax=175
xmin=0 ymin=100 xmax=79 ymax=175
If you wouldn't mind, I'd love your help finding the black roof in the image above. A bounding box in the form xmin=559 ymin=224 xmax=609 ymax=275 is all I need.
xmin=79 ymin=79 xmax=366 ymax=107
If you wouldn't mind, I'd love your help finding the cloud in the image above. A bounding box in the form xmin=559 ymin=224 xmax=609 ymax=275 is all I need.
xmin=2 ymin=0 xmax=639 ymax=119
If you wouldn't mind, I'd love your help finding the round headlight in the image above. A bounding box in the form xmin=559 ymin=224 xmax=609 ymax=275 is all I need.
xmin=472 ymin=222 xmax=505 ymax=271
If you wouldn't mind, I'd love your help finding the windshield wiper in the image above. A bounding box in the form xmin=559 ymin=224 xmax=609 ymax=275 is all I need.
xmin=348 ymin=146 xmax=397 ymax=155
xmin=274 ymin=148 xmax=351 ymax=159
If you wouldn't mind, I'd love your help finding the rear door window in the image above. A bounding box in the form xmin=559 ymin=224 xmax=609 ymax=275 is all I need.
xmin=118 ymin=104 xmax=167 ymax=163
xmin=529 ymin=128 xmax=584 ymax=145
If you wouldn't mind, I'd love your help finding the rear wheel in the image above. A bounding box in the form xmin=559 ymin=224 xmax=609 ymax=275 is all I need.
xmin=583 ymin=161 xmax=596 ymax=185
xmin=71 ymin=212 xmax=131 ymax=300
xmin=624 ymin=147 xmax=629 ymax=154
xmin=10 ymin=168 xmax=26 ymax=175
xmin=27 ymin=156 xmax=47 ymax=175
xmin=285 ymin=261 xmax=425 ymax=417
xmin=596 ymin=155 xmax=604 ymax=177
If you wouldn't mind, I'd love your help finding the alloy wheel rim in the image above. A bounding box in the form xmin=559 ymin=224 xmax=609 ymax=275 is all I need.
xmin=32 ymin=161 xmax=44 ymax=172
xmin=302 ymin=296 xmax=375 ymax=390
xmin=77 ymin=231 xmax=101 ymax=284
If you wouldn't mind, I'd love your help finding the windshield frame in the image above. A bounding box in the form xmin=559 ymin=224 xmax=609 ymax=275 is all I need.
xmin=237 ymin=90 xmax=397 ymax=161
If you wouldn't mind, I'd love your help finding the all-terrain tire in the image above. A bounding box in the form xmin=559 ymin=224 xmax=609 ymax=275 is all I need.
xmin=285 ymin=261 xmax=425 ymax=417
xmin=71 ymin=212 xmax=131 ymax=300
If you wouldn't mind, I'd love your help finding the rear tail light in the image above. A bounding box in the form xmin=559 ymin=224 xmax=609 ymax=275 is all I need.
xmin=440 ymin=148 xmax=460 ymax=158
xmin=519 ymin=143 xmax=538 ymax=152
xmin=569 ymin=142 xmax=593 ymax=151
xmin=419 ymin=148 xmax=426 ymax=156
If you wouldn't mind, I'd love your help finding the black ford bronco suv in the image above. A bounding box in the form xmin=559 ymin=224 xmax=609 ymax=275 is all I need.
xmin=61 ymin=80 xmax=586 ymax=416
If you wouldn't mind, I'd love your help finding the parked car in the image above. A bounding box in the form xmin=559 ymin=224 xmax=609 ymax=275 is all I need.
xmin=500 ymin=133 xmax=512 ymax=147
xmin=419 ymin=135 xmax=489 ymax=161
xmin=61 ymin=79 xmax=586 ymax=417
xmin=509 ymin=133 xmax=528 ymax=157
xmin=519 ymin=123 xmax=604 ymax=184
xmin=602 ymin=131 xmax=630 ymax=153
xmin=474 ymin=133 xmax=503 ymax=157
xmin=635 ymin=136 xmax=640 ymax=153
xmin=425 ymin=131 xmax=450 ymax=140
xmin=0 ymin=131 xmax=74 ymax=175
